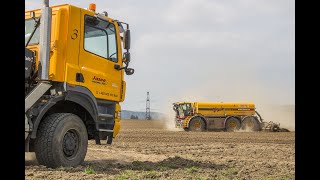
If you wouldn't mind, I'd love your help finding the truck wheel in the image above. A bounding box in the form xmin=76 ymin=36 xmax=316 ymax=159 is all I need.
xmin=225 ymin=117 xmax=241 ymax=132
xmin=34 ymin=113 xmax=88 ymax=168
xmin=241 ymin=116 xmax=260 ymax=131
xmin=189 ymin=117 xmax=205 ymax=132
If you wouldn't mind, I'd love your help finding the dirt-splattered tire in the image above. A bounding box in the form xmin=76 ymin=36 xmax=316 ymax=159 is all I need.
xmin=34 ymin=113 xmax=88 ymax=168
xmin=241 ymin=116 xmax=261 ymax=131
xmin=225 ymin=117 xmax=241 ymax=132
xmin=189 ymin=117 xmax=206 ymax=132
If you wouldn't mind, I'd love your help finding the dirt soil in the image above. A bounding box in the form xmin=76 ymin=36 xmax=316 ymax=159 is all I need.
xmin=25 ymin=120 xmax=295 ymax=180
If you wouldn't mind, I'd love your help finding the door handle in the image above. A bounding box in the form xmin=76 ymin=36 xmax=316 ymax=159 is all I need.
xmin=76 ymin=73 xmax=84 ymax=82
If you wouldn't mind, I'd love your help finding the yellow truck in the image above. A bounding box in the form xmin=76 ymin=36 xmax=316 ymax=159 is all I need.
xmin=25 ymin=1 xmax=133 ymax=168
xmin=173 ymin=102 xmax=289 ymax=132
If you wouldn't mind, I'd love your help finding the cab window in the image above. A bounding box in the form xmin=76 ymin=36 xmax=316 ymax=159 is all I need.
xmin=84 ymin=15 xmax=118 ymax=62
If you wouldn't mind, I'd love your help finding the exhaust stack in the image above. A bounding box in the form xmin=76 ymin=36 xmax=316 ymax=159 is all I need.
xmin=38 ymin=0 xmax=51 ymax=80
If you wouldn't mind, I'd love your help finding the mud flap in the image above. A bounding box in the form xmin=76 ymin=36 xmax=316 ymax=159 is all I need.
xmin=94 ymin=134 xmax=101 ymax=145
xmin=25 ymin=114 xmax=29 ymax=140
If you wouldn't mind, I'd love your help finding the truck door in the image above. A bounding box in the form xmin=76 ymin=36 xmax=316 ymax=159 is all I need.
xmin=78 ymin=10 xmax=122 ymax=101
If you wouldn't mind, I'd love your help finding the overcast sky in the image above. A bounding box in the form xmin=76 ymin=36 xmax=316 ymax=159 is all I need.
xmin=26 ymin=0 xmax=295 ymax=113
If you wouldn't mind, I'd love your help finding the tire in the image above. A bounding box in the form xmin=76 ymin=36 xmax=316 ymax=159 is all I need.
xmin=189 ymin=117 xmax=206 ymax=132
xmin=225 ymin=117 xmax=241 ymax=132
xmin=34 ymin=113 xmax=88 ymax=168
xmin=241 ymin=116 xmax=260 ymax=131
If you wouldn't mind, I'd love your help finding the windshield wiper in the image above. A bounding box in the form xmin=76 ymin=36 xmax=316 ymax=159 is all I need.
xmin=25 ymin=17 xmax=41 ymax=47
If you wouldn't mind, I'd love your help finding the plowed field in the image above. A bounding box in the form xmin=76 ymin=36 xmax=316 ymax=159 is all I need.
xmin=26 ymin=120 xmax=295 ymax=179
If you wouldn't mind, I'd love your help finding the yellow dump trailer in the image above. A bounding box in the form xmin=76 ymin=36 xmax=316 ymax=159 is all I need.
xmin=173 ymin=102 xmax=289 ymax=132
xmin=196 ymin=102 xmax=256 ymax=117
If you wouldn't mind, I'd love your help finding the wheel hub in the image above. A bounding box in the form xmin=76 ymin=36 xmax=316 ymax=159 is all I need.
xmin=247 ymin=121 xmax=253 ymax=127
xmin=63 ymin=130 xmax=79 ymax=158
xmin=228 ymin=121 xmax=237 ymax=129
xmin=193 ymin=120 xmax=201 ymax=129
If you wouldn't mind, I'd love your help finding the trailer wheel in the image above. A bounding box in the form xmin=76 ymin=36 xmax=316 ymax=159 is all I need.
xmin=34 ymin=113 xmax=88 ymax=168
xmin=225 ymin=117 xmax=241 ymax=132
xmin=189 ymin=117 xmax=205 ymax=132
xmin=241 ymin=116 xmax=260 ymax=131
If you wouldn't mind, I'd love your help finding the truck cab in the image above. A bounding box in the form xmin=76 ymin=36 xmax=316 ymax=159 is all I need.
xmin=25 ymin=3 xmax=133 ymax=168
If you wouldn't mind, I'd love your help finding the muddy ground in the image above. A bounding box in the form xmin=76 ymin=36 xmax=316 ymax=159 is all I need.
xmin=25 ymin=120 xmax=295 ymax=180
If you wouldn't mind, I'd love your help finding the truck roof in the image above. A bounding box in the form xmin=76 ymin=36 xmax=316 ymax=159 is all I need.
xmin=25 ymin=3 xmax=71 ymax=13
xmin=25 ymin=4 xmax=75 ymax=18
xmin=25 ymin=3 xmax=115 ymax=23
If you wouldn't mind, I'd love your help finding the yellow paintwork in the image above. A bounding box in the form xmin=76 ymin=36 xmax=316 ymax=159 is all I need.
xmin=26 ymin=4 xmax=127 ymax=140
xmin=113 ymin=103 xmax=121 ymax=138
xmin=182 ymin=116 xmax=193 ymax=128
xmin=175 ymin=102 xmax=256 ymax=129
xmin=25 ymin=4 xmax=126 ymax=102
xmin=196 ymin=102 xmax=255 ymax=116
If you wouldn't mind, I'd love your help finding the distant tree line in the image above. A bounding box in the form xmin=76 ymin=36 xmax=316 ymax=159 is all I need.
xmin=130 ymin=115 xmax=139 ymax=119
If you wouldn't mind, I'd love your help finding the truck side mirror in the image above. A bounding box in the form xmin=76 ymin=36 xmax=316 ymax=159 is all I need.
xmin=123 ymin=29 xmax=130 ymax=50
xmin=123 ymin=52 xmax=130 ymax=63
xmin=125 ymin=68 xmax=134 ymax=75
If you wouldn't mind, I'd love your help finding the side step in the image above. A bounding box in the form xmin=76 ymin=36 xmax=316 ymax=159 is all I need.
xmin=95 ymin=130 xmax=114 ymax=145
xmin=95 ymin=113 xmax=115 ymax=145
xmin=98 ymin=129 xmax=113 ymax=132
xmin=98 ymin=113 xmax=113 ymax=121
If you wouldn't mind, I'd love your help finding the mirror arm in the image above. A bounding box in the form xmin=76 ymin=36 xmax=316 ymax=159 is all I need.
xmin=116 ymin=61 xmax=129 ymax=71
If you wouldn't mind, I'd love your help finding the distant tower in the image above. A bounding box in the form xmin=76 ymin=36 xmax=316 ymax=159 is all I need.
xmin=146 ymin=92 xmax=151 ymax=120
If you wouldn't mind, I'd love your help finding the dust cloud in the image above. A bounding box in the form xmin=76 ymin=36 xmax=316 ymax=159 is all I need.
xmin=159 ymin=100 xmax=183 ymax=131
xmin=256 ymin=104 xmax=295 ymax=131
xmin=234 ymin=128 xmax=254 ymax=133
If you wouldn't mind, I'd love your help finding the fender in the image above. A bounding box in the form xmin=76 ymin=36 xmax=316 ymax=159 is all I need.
xmin=30 ymin=95 xmax=64 ymax=139
xmin=241 ymin=115 xmax=260 ymax=125
xmin=65 ymin=89 xmax=98 ymax=122
xmin=241 ymin=115 xmax=253 ymax=122
xmin=30 ymin=85 xmax=99 ymax=139
xmin=186 ymin=114 xmax=207 ymax=128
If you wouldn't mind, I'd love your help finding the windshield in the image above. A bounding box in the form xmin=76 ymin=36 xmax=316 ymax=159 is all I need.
xmin=25 ymin=18 xmax=40 ymax=45
xmin=174 ymin=103 xmax=192 ymax=118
